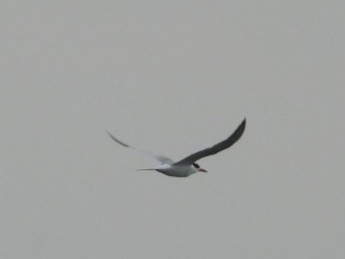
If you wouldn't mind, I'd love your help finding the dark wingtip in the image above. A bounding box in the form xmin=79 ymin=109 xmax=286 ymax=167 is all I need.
xmin=234 ymin=118 xmax=246 ymax=138
xmin=239 ymin=118 xmax=246 ymax=128
xmin=106 ymin=130 xmax=130 ymax=148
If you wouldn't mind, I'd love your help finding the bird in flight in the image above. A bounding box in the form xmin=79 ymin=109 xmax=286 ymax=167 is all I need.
xmin=107 ymin=119 xmax=246 ymax=177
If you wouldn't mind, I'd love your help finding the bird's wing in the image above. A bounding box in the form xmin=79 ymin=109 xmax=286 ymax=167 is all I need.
xmin=106 ymin=131 xmax=175 ymax=164
xmin=174 ymin=119 xmax=246 ymax=165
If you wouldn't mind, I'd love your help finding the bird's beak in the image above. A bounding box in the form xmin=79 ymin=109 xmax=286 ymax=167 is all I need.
xmin=198 ymin=168 xmax=207 ymax=173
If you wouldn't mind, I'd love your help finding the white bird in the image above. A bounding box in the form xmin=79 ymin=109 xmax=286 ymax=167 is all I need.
xmin=107 ymin=119 xmax=246 ymax=177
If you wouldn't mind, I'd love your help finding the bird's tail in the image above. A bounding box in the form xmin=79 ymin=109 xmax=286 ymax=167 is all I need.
xmin=136 ymin=168 xmax=156 ymax=171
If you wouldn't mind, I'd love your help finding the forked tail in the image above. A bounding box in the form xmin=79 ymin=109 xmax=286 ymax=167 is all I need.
xmin=136 ymin=168 xmax=156 ymax=171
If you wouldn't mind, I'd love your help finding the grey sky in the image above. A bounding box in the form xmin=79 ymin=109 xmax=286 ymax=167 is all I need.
xmin=1 ymin=1 xmax=344 ymax=258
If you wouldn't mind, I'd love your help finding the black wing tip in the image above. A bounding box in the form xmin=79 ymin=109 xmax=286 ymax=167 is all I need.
xmin=233 ymin=118 xmax=246 ymax=138
xmin=106 ymin=130 xmax=130 ymax=148
xmin=239 ymin=118 xmax=246 ymax=130
xmin=105 ymin=130 xmax=115 ymax=139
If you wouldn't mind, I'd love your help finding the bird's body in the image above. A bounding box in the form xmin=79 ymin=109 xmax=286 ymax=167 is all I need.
xmin=107 ymin=119 xmax=246 ymax=177
xmin=154 ymin=164 xmax=199 ymax=177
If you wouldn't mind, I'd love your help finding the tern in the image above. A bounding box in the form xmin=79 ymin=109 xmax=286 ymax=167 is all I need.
xmin=107 ymin=118 xmax=246 ymax=177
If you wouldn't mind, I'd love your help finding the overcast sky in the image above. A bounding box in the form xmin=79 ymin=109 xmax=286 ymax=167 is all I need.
xmin=1 ymin=1 xmax=344 ymax=258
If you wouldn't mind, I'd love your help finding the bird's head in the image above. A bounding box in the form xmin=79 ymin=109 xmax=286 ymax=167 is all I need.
xmin=192 ymin=162 xmax=207 ymax=173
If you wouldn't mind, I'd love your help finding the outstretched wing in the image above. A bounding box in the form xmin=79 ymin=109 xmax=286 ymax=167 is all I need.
xmin=174 ymin=119 xmax=246 ymax=165
xmin=106 ymin=131 xmax=175 ymax=164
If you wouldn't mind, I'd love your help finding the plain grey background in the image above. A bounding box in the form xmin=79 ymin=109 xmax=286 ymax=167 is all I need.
xmin=1 ymin=1 xmax=344 ymax=258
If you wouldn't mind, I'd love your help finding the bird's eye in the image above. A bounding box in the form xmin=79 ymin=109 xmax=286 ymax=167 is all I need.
xmin=192 ymin=163 xmax=200 ymax=168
